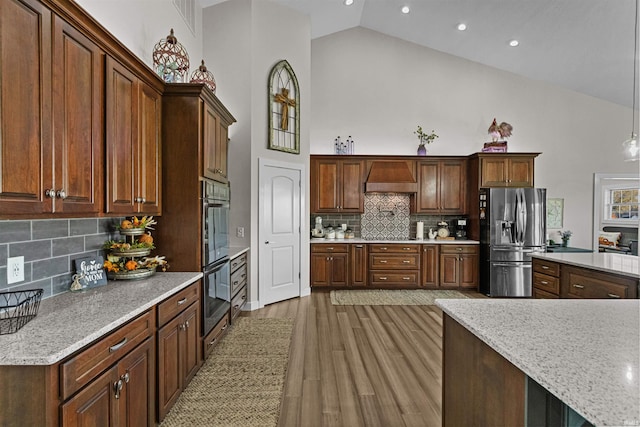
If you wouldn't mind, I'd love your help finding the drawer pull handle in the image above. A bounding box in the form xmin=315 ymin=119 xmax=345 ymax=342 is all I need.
xmin=109 ymin=337 xmax=128 ymax=353
xmin=241 ymin=273 xmax=246 ymax=278
xmin=379 ymin=260 xmax=388 ymax=263
xmin=356 ymin=245 xmax=363 ymax=248
xmin=540 ymin=280 xmax=549 ymax=285
xmin=573 ymin=284 xmax=585 ymax=289
xmin=327 ymin=247 xmax=334 ymax=250
xmin=177 ymin=297 xmax=187 ymax=305
xmin=456 ymin=247 xmax=463 ymax=251
xmin=381 ymin=247 xmax=388 ymax=251
xmin=209 ymin=337 xmax=217 ymax=347
xmin=402 ymin=260 xmax=411 ymax=264
xmin=379 ymin=277 xmax=388 ymax=280
xmin=607 ymin=293 xmax=621 ymax=299
xmin=541 ymin=265 xmax=550 ymax=270
xmin=232 ymin=262 xmax=238 ymax=268
xmin=403 ymin=247 xmax=411 ymax=251
xmin=402 ymin=277 xmax=411 ymax=280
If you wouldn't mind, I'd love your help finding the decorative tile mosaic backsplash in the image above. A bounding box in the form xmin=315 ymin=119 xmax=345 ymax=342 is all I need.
xmin=361 ymin=194 xmax=411 ymax=240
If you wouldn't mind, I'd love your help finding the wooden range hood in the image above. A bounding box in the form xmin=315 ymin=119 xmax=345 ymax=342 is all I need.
xmin=364 ymin=161 xmax=418 ymax=193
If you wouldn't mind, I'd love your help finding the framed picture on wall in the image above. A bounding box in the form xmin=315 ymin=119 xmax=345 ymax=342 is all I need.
xmin=268 ymin=60 xmax=300 ymax=154
xmin=547 ymin=198 xmax=564 ymax=228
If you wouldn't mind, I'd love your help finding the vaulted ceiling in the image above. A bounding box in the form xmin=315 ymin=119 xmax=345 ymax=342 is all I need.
xmin=200 ymin=0 xmax=638 ymax=108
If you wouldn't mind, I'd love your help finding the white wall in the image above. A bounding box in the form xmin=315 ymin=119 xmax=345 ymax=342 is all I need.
xmin=75 ymin=0 xmax=203 ymax=75
xmin=203 ymin=0 xmax=311 ymax=308
xmin=311 ymin=27 xmax=639 ymax=249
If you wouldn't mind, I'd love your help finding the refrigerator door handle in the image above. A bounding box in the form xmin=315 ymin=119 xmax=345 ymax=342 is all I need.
xmin=492 ymin=263 xmax=532 ymax=268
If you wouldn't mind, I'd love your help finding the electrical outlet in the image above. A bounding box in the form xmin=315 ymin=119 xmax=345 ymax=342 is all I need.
xmin=236 ymin=227 xmax=245 ymax=238
xmin=7 ymin=256 xmax=25 ymax=284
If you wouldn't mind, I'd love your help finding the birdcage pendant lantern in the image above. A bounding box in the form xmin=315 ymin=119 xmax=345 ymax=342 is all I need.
xmin=190 ymin=60 xmax=216 ymax=93
xmin=152 ymin=28 xmax=190 ymax=83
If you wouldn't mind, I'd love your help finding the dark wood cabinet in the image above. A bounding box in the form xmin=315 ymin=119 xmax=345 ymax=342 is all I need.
xmin=203 ymin=100 xmax=230 ymax=183
xmin=116 ymin=337 xmax=155 ymax=427
xmin=230 ymin=251 xmax=248 ymax=321
xmin=440 ymin=245 xmax=479 ymax=289
xmin=532 ymin=258 xmax=561 ymax=297
xmin=105 ymin=57 xmax=161 ymax=215
xmin=310 ymin=244 xmax=349 ymax=287
xmin=421 ymin=244 xmax=439 ymax=287
xmin=416 ymin=159 xmax=467 ymax=214
xmin=368 ymin=244 xmax=420 ymax=287
xmin=310 ymin=157 xmax=365 ymax=213
xmin=471 ymin=153 xmax=538 ymax=188
xmin=350 ymin=244 xmax=368 ymax=287
xmin=61 ymin=365 xmax=118 ymax=427
xmin=157 ymin=299 xmax=200 ymax=421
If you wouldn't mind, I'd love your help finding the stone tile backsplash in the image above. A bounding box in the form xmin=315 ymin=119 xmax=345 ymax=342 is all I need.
xmin=0 ymin=218 xmax=123 ymax=299
xmin=361 ymin=193 xmax=411 ymax=240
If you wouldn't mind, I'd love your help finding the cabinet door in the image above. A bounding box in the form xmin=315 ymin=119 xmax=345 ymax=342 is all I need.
xmin=439 ymin=254 xmax=460 ymax=288
xmin=421 ymin=245 xmax=439 ymax=287
xmin=310 ymin=253 xmax=330 ymax=287
xmin=138 ymin=82 xmax=162 ymax=214
xmin=61 ymin=366 xmax=118 ymax=427
xmin=350 ymin=244 xmax=368 ymax=287
xmin=117 ymin=337 xmax=154 ymax=427
xmin=53 ymin=17 xmax=104 ymax=214
xmin=0 ymin=0 xmax=53 ymax=215
xmin=330 ymin=253 xmax=349 ymax=286
xmin=182 ymin=303 xmax=200 ymax=387
xmin=202 ymin=101 xmax=218 ymax=179
xmin=106 ymin=56 xmax=138 ymax=214
xmin=459 ymin=253 xmax=479 ymax=289
xmin=416 ymin=161 xmax=440 ymax=213
xmin=440 ymin=160 xmax=466 ymax=213
xmin=215 ymin=122 xmax=229 ymax=183
xmin=480 ymin=158 xmax=508 ymax=187
xmin=312 ymin=159 xmax=339 ymax=212
xmin=157 ymin=314 xmax=183 ymax=421
xmin=340 ymin=160 xmax=364 ymax=212
xmin=508 ymin=158 xmax=534 ymax=187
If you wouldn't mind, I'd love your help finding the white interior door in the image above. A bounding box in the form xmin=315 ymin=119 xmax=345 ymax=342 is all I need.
xmin=259 ymin=159 xmax=301 ymax=305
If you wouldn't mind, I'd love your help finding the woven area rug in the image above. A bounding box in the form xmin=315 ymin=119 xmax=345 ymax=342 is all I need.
xmin=161 ymin=317 xmax=294 ymax=427
xmin=330 ymin=289 xmax=469 ymax=305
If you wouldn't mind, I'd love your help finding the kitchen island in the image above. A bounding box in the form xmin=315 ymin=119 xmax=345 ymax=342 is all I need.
xmin=437 ymin=298 xmax=640 ymax=427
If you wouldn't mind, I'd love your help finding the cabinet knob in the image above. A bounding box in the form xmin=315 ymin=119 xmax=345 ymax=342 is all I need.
xmin=121 ymin=372 xmax=130 ymax=384
xmin=56 ymin=189 xmax=67 ymax=199
xmin=45 ymin=189 xmax=56 ymax=198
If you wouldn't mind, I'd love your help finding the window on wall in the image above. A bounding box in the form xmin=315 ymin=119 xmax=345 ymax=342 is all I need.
xmin=605 ymin=187 xmax=639 ymax=221
xmin=173 ymin=0 xmax=196 ymax=36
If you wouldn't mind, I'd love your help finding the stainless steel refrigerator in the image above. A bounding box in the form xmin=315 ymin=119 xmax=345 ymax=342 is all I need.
xmin=479 ymin=188 xmax=546 ymax=297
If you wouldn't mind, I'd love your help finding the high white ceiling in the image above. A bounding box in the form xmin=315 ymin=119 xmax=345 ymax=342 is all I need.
xmin=200 ymin=0 xmax=638 ymax=108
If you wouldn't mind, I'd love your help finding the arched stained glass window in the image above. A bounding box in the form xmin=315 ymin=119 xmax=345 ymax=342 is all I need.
xmin=268 ymin=60 xmax=299 ymax=154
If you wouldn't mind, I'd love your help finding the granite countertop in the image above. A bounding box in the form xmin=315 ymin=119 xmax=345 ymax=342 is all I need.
xmin=532 ymin=252 xmax=639 ymax=279
xmin=436 ymin=299 xmax=640 ymax=427
xmin=229 ymin=245 xmax=250 ymax=259
xmin=310 ymin=238 xmax=479 ymax=244
xmin=0 ymin=272 xmax=202 ymax=366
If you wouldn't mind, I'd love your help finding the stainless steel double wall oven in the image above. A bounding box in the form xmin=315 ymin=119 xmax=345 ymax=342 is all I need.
xmin=201 ymin=179 xmax=230 ymax=337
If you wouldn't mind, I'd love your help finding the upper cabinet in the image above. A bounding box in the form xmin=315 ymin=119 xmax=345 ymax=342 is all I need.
xmin=0 ymin=0 xmax=164 ymax=218
xmin=310 ymin=156 xmax=365 ymax=213
xmin=201 ymin=90 xmax=235 ymax=183
xmin=415 ymin=158 xmax=467 ymax=214
xmin=105 ymin=57 xmax=162 ymax=215
xmin=470 ymin=153 xmax=539 ymax=188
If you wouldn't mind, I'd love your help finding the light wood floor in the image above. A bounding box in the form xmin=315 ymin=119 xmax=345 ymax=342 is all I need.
xmin=243 ymin=290 xmax=483 ymax=426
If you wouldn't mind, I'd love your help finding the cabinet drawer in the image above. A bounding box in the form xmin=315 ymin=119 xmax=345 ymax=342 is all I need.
xmin=565 ymin=270 xmax=631 ymax=299
xmin=231 ymin=285 xmax=247 ymax=321
xmin=231 ymin=263 xmax=247 ymax=296
xmin=311 ymin=243 xmax=349 ymax=253
xmin=440 ymin=245 xmax=478 ymax=255
xmin=60 ymin=309 xmax=154 ymax=400
xmin=370 ymin=254 xmax=419 ymax=269
xmin=202 ymin=313 xmax=229 ymax=359
xmin=369 ymin=271 xmax=419 ymax=286
xmin=533 ymin=288 xmax=560 ymax=299
xmin=230 ymin=252 xmax=247 ymax=272
xmin=369 ymin=244 xmax=420 ymax=253
xmin=158 ymin=282 xmax=200 ymax=327
xmin=533 ymin=272 xmax=559 ymax=295
xmin=533 ymin=259 xmax=560 ymax=277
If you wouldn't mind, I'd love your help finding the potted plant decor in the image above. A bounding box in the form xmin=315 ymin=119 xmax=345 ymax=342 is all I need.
xmin=414 ymin=125 xmax=438 ymax=155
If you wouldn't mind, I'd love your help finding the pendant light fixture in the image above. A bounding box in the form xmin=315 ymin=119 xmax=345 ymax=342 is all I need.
xmin=622 ymin=0 xmax=639 ymax=161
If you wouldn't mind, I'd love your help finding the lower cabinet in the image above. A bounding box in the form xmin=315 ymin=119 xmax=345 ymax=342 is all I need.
xmin=439 ymin=245 xmax=479 ymax=289
xmin=157 ymin=301 xmax=200 ymax=421
xmin=311 ymin=244 xmax=349 ymax=287
xmin=369 ymin=244 xmax=420 ymax=287
xmin=230 ymin=251 xmax=249 ymax=322
xmin=350 ymin=244 xmax=368 ymax=287
xmin=421 ymin=244 xmax=439 ymax=287
xmin=61 ymin=337 xmax=155 ymax=427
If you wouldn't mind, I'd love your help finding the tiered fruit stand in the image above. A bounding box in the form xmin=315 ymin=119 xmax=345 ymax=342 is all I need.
xmin=103 ymin=216 xmax=168 ymax=280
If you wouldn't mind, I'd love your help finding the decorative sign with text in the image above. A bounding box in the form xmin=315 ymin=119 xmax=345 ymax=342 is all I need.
xmin=73 ymin=256 xmax=108 ymax=289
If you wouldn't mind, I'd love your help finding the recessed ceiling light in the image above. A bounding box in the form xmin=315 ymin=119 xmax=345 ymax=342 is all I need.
xmin=401 ymin=5 xmax=410 ymax=14
xmin=509 ymin=39 xmax=519 ymax=47
xmin=457 ymin=23 xmax=467 ymax=31
xmin=344 ymin=0 xmax=354 ymax=5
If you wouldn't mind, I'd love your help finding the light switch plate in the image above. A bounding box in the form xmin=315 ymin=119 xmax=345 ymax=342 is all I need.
xmin=7 ymin=256 xmax=25 ymax=284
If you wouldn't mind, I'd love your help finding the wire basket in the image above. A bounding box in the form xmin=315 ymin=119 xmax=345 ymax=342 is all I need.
xmin=0 ymin=289 xmax=43 ymax=335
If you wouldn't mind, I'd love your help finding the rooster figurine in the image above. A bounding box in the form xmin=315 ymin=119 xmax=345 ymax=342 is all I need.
xmin=488 ymin=118 xmax=513 ymax=141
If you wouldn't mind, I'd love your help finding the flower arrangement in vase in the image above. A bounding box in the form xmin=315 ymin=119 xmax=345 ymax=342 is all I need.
xmin=414 ymin=125 xmax=438 ymax=155
xmin=559 ymin=230 xmax=572 ymax=247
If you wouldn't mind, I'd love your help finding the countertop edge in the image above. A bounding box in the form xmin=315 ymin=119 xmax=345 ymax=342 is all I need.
xmin=531 ymin=252 xmax=640 ymax=279
xmin=0 ymin=272 xmax=203 ymax=366
xmin=229 ymin=246 xmax=250 ymax=259
xmin=310 ymin=239 xmax=479 ymax=244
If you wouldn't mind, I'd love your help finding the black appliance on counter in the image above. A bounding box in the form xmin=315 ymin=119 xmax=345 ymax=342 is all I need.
xmin=201 ymin=179 xmax=231 ymax=336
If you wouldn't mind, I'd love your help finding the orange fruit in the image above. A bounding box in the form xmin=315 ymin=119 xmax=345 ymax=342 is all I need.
xmin=125 ymin=260 xmax=138 ymax=271
xmin=120 ymin=220 xmax=133 ymax=229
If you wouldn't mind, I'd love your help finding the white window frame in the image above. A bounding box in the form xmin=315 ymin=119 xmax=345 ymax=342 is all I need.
xmin=593 ymin=173 xmax=640 ymax=249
